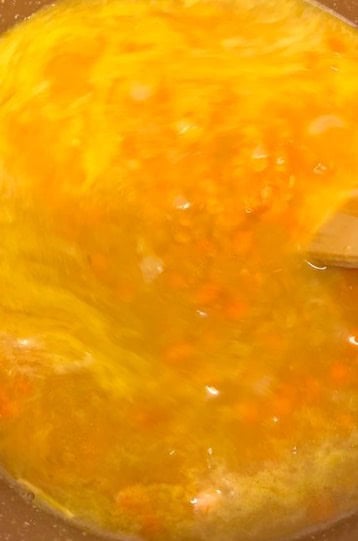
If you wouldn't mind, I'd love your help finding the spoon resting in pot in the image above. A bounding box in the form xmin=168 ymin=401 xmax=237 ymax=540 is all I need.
xmin=304 ymin=1 xmax=357 ymax=269
xmin=307 ymin=0 xmax=357 ymax=27
xmin=307 ymin=192 xmax=358 ymax=268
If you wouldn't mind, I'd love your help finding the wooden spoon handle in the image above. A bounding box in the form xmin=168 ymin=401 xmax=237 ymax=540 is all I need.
xmin=307 ymin=0 xmax=358 ymax=27
xmin=307 ymin=192 xmax=358 ymax=268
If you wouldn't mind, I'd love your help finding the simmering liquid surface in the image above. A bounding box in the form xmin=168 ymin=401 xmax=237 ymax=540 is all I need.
xmin=0 ymin=1 xmax=357 ymax=540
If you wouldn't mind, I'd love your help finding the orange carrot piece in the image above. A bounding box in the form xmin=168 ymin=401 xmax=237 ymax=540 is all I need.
xmin=194 ymin=282 xmax=222 ymax=306
xmin=235 ymin=401 xmax=260 ymax=424
xmin=224 ymin=299 xmax=248 ymax=321
xmin=329 ymin=362 xmax=351 ymax=386
xmin=163 ymin=341 xmax=195 ymax=364
xmin=272 ymin=395 xmax=294 ymax=417
xmin=115 ymin=485 xmax=163 ymax=537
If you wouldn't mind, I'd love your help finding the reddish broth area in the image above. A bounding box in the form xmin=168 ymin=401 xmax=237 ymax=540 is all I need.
xmin=0 ymin=1 xmax=357 ymax=541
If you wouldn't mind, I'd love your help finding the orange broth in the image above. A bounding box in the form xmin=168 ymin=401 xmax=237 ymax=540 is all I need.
xmin=0 ymin=1 xmax=357 ymax=540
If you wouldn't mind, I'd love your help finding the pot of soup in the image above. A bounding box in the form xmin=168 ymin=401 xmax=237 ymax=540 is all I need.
xmin=0 ymin=1 xmax=357 ymax=540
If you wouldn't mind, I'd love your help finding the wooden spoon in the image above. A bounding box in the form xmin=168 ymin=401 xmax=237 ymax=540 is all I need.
xmin=307 ymin=0 xmax=358 ymax=27
xmin=307 ymin=192 xmax=358 ymax=268
xmin=303 ymin=0 xmax=357 ymax=269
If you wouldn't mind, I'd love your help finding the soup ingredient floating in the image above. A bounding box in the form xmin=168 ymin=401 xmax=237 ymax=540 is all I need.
xmin=0 ymin=1 xmax=357 ymax=540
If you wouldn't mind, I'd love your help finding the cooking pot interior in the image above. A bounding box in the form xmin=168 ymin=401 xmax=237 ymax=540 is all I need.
xmin=0 ymin=1 xmax=357 ymax=540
